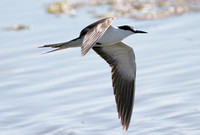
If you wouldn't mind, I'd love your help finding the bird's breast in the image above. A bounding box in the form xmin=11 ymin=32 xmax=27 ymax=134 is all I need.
xmin=97 ymin=27 xmax=125 ymax=45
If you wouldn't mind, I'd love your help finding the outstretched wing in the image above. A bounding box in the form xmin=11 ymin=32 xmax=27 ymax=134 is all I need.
xmin=93 ymin=42 xmax=136 ymax=131
xmin=81 ymin=17 xmax=116 ymax=56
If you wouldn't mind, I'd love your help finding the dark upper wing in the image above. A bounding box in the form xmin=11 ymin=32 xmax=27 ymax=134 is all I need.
xmin=93 ymin=42 xmax=136 ymax=131
xmin=81 ymin=17 xmax=116 ymax=56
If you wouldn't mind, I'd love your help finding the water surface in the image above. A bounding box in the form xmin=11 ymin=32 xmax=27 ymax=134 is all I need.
xmin=0 ymin=0 xmax=200 ymax=135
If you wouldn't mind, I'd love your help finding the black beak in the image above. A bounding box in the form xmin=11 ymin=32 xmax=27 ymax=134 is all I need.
xmin=134 ymin=30 xmax=147 ymax=34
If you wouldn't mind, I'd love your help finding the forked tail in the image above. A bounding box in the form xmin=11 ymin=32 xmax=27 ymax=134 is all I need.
xmin=38 ymin=37 xmax=82 ymax=54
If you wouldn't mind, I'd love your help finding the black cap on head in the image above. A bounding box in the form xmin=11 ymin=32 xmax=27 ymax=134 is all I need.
xmin=118 ymin=25 xmax=134 ymax=32
xmin=118 ymin=25 xmax=147 ymax=34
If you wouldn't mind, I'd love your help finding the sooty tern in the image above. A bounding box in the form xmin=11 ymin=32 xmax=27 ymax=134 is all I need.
xmin=39 ymin=17 xmax=147 ymax=131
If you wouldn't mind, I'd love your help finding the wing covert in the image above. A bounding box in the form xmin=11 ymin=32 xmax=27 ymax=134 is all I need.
xmin=81 ymin=17 xmax=116 ymax=56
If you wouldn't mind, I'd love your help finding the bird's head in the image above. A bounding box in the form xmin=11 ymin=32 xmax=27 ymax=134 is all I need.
xmin=118 ymin=25 xmax=147 ymax=35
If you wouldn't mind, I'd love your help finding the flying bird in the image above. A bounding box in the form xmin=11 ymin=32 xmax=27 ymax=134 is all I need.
xmin=39 ymin=17 xmax=147 ymax=131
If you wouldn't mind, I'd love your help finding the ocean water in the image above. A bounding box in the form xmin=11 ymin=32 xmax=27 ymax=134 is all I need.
xmin=0 ymin=0 xmax=200 ymax=135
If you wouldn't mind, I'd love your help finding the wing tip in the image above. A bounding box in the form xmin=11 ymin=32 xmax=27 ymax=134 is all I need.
xmin=38 ymin=45 xmax=43 ymax=48
xmin=105 ymin=16 xmax=116 ymax=23
xmin=112 ymin=16 xmax=116 ymax=20
xmin=81 ymin=46 xmax=88 ymax=56
xmin=106 ymin=16 xmax=116 ymax=20
xmin=81 ymin=52 xmax=86 ymax=56
xmin=38 ymin=44 xmax=54 ymax=48
xmin=121 ymin=121 xmax=130 ymax=132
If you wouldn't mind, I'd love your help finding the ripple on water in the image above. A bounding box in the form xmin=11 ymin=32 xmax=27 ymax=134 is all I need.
xmin=0 ymin=1 xmax=200 ymax=134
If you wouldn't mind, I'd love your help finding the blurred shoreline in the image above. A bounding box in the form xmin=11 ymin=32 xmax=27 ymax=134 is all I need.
xmin=47 ymin=0 xmax=200 ymax=20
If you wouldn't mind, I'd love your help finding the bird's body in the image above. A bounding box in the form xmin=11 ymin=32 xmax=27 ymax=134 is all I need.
xmin=97 ymin=26 xmax=133 ymax=45
xmin=41 ymin=25 xmax=135 ymax=53
xmin=39 ymin=17 xmax=147 ymax=131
